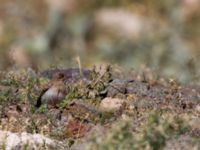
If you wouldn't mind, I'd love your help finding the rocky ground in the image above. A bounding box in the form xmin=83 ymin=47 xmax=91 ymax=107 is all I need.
xmin=0 ymin=65 xmax=199 ymax=150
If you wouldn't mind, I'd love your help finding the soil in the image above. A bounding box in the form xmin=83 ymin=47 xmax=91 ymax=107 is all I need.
xmin=0 ymin=67 xmax=199 ymax=149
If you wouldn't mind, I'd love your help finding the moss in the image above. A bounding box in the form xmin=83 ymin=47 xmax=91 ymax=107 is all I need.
xmin=86 ymin=111 xmax=190 ymax=150
xmin=140 ymin=111 xmax=190 ymax=150
xmin=86 ymin=120 xmax=136 ymax=150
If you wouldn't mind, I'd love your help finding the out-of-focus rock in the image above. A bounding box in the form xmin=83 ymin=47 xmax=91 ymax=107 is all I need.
xmin=45 ymin=0 xmax=77 ymax=12
xmin=182 ymin=0 xmax=200 ymax=19
xmin=0 ymin=130 xmax=67 ymax=150
xmin=95 ymin=9 xmax=153 ymax=39
xmin=100 ymin=97 xmax=125 ymax=112
xmin=0 ymin=21 xmax=3 ymax=36
xmin=195 ymin=104 xmax=200 ymax=113
xmin=9 ymin=46 xmax=31 ymax=68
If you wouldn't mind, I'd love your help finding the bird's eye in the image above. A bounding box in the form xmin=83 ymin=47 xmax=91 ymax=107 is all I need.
xmin=53 ymin=72 xmax=65 ymax=79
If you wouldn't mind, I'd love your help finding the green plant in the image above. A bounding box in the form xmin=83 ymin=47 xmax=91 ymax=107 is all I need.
xmin=86 ymin=121 xmax=135 ymax=150
xmin=141 ymin=111 xmax=190 ymax=150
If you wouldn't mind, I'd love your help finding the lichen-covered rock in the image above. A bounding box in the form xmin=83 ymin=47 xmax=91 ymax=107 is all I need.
xmin=99 ymin=97 xmax=126 ymax=112
xmin=107 ymin=79 xmax=127 ymax=97
xmin=0 ymin=130 xmax=68 ymax=150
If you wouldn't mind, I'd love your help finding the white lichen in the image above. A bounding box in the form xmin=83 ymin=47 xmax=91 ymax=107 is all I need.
xmin=0 ymin=130 xmax=67 ymax=150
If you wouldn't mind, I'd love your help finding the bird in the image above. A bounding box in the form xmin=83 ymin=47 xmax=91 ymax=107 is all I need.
xmin=36 ymin=72 xmax=66 ymax=108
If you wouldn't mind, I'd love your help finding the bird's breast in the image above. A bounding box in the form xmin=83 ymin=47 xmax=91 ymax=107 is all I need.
xmin=41 ymin=87 xmax=65 ymax=105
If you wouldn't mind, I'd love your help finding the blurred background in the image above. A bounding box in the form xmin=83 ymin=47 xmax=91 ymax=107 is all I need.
xmin=0 ymin=0 xmax=200 ymax=83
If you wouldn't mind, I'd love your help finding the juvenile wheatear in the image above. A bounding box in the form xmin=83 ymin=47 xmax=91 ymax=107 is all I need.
xmin=36 ymin=72 xmax=66 ymax=107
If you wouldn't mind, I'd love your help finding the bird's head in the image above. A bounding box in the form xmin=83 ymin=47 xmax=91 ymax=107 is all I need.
xmin=52 ymin=72 xmax=65 ymax=80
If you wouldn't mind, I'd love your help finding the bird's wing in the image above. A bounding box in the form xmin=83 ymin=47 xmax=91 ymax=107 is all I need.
xmin=35 ymin=83 xmax=51 ymax=108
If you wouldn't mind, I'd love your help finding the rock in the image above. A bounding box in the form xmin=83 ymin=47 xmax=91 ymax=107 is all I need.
xmin=100 ymin=97 xmax=126 ymax=112
xmin=95 ymin=9 xmax=147 ymax=39
xmin=107 ymin=79 xmax=127 ymax=97
xmin=0 ymin=130 xmax=67 ymax=150
xmin=195 ymin=104 xmax=200 ymax=113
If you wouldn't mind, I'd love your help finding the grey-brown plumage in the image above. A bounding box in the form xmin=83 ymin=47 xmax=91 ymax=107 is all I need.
xmin=36 ymin=72 xmax=66 ymax=107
